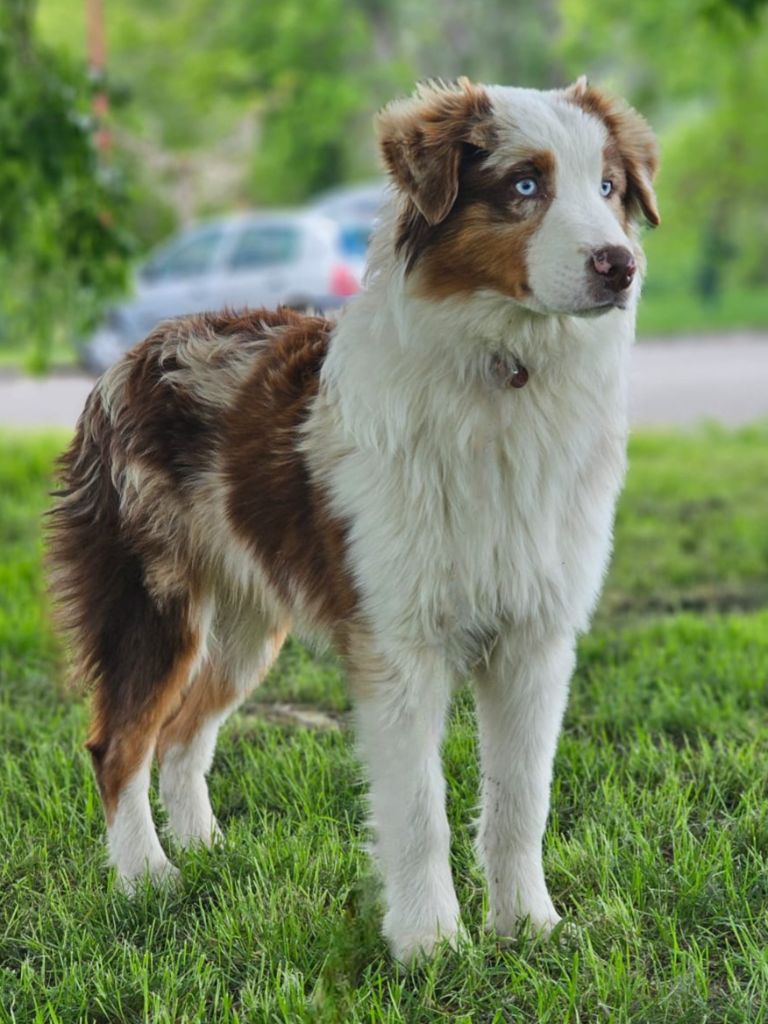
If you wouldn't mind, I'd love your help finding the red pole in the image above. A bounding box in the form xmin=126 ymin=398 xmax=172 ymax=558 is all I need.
xmin=86 ymin=0 xmax=111 ymax=153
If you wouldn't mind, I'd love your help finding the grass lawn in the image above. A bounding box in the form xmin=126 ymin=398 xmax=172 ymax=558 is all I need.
xmin=0 ymin=338 xmax=79 ymax=374
xmin=636 ymin=288 xmax=768 ymax=339
xmin=1 ymin=427 xmax=768 ymax=1022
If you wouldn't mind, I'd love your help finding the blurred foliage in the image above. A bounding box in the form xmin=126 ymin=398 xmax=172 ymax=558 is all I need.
xmin=4 ymin=0 xmax=766 ymax=369
xmin=0 ymin=0 xmax=145 ymax=370
xmin=214 ymin=0 xmax=382 ymax=202
xmin=35 ymin=0 xmax=564 ymax=205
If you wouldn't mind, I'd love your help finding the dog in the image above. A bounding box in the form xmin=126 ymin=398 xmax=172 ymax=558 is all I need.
xmin=48 ymin=77 xmax=658 ymax=963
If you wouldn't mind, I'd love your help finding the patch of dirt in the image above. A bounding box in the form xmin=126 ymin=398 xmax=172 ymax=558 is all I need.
xmin=599 ymin=583 xmax=768 ymax=624
xmin=242 ymin=701 xmax=346 ymax=731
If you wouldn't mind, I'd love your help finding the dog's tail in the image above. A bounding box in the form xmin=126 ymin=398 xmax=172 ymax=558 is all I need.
xmin=49 ymin=372 xmax=196 ymax=684
xmin=47 ymin=384 xmax=128 ymax=690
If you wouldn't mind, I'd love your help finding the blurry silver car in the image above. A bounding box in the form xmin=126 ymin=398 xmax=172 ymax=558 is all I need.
xmin=310 ymin=179 xmax=387 ymax=222
xmin=310 ymin=180 xmax=386 ymax=283
xmin=82 ymin=210 xmax=361 ymax=373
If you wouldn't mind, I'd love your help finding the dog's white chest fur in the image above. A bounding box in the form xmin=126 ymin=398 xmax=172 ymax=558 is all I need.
xmin=309 ymin=287 xmax=631 ymax=674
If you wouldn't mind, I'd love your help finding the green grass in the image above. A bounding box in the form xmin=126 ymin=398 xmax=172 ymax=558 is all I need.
xmin=1 ymin=428 xmax=768 ymax=1022
xmin=604 ymin=424 xmax=768 ymax=623
xmin=637 ymin=287 xmax=768 ymax=338
xmin=0 ymin=337 xmax=79 ymax=374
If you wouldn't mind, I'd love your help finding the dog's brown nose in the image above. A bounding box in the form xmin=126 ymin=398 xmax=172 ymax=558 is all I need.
xmin=591 ymin=246 xmax=636 ymax=293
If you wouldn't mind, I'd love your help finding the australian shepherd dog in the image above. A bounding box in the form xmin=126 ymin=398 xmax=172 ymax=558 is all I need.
xmin=48 ymin=77 xmax=659 ymax=963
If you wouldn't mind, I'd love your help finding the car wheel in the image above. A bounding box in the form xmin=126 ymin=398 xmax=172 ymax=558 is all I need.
xmin=284 ymin=297 xmax=313 ymax=313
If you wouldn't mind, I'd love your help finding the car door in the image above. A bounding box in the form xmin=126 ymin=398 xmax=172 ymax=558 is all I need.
xmin=211 ymin=221 xmax=304 ymax=309
xmin=132 ymin=225 xmax=228 ymax=334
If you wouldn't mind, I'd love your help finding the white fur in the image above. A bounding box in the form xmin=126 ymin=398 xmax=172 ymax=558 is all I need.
xmin=158 ymin=605 xmax=286 ymax=848
xmin=475 ymin=630 xmax=575 ymax=935
xmin=302 ymin=84 xmax=638 ymax=961
xmin=159 ymin=718 xmax=225 ymax=849
xmin=484 ymin=86 xmax=636 ymax=314
xmin=352 ymin=645 xmax=461 ymax=960
xmin=108 ymin=751 xmax=178 ymax=888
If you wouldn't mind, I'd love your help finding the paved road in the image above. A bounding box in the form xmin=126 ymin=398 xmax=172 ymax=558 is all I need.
xmin=627 ymin=333 xmax=768 ymax=427
xmin=1 ymin=332 xmax=766 ymax=430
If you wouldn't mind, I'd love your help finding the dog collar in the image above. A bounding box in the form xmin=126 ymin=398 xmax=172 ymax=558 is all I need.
xmin=491 ymin=354 xmax=529 ymax=389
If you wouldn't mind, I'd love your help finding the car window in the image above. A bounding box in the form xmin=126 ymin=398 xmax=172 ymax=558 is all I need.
xmin=143 ymin=228 xmax=224 ymax=280
xmin=228 ymin=225 xmax=300 ymax=269
xmin=338 ymin=223 xmax=371 ymax=259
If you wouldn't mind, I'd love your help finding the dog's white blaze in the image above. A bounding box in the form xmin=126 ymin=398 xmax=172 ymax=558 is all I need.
xmin=485 ymin=86 xmax=637 ymax=314
xmin=527 ymin=171 xmax=634 ymax=314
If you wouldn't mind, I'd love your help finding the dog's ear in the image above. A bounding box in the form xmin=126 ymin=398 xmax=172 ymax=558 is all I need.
xmin=564 ymin=79 xmax=661 ymax=227
xmin=376 ymin=78 xmax=495 ymax=226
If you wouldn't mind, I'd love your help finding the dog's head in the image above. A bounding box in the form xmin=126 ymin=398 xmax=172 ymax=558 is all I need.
xmin=377 ymin=77 xmax=659 ymax=317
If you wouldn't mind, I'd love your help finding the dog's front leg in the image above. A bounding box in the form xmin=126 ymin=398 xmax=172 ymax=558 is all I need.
xmin=351 ymin=644 xmax=460 ymax=963
xmin=474 ymin=629 xmax=575 ymax=938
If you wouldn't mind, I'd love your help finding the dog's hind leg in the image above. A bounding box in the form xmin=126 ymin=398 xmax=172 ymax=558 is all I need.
xmin=157 ymin=602 xmax=288 ymax=849
xmin=84 ymin=588 xmax=205 ymax=891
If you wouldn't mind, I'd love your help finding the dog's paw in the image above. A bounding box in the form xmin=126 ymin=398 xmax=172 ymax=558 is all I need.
xmin=385 ymin=913 xmax=466 ymax=966
xmin=171 ymin=817 xmax=223 ymax=850
xmin=387 ymin=926 xmax=463 ymax=966
xmin=116 ymin=857 xmax=181 ymax=894
xmin=486 ymin=894 xmax=563 ymax=941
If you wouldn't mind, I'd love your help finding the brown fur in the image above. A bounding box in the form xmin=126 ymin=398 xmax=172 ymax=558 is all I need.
xmin=48 ymin=307 xmax=354 ymax=819
xmin=377 ymin=78 xmax=495 ymax=226
xmin=90 ymin=641 xmax=201 ymax=819
xmin=155 ymin=663 xmax=238 ymax=765
xmin=601 ymin=141 xmax=631 ymax=229
xmin=405 ymin=152 xmax=556 ymax=301
xmin=225 ymin=317 xmax=358 ymax=637
xmin=156 ymin=624 xmax=288 ymax=763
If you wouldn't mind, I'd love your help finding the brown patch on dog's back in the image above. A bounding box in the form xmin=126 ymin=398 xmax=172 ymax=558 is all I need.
xmin=99 ymin=308 xmax=298 ymax=488
xmin=225 ymin=313 xmax=358 ymax=635
xmin=117 ymin=340 xmax=216 ymax=486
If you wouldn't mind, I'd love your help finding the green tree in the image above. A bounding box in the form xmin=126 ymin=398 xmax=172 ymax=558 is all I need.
xmin=0 ymin=0 xmax=139 ymax=369
xmin=38 ymin=0 xmax=403 ymax=206
xmin=211 ymin=0 xmax=385 ymax=202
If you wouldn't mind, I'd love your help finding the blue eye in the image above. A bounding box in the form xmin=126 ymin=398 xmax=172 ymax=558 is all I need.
xmin=515 ymin=178 xmax=538 ymax=197
xmin=600 ymin=179 xmax=614 ymax=198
